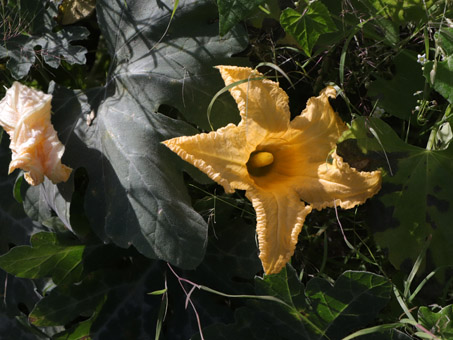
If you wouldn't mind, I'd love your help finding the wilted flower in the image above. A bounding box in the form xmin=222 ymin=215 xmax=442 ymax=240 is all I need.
xmin=163 ymin=66 xmax=381 ymax=274
xmin=0 ymin=82 xmax=72 ymax=185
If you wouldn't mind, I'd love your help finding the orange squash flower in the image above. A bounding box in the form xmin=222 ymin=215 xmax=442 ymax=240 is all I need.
xmin=163 ymin=66 xmax=381 ymax=274
xmin=0 ymin=82 xmax=72 ymax=186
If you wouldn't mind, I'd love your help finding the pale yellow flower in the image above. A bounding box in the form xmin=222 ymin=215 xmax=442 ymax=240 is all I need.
xmin=163 ymin=66 xmax=381 ymax=274
xmin=0 ymin=82 xmax=72 ymax=186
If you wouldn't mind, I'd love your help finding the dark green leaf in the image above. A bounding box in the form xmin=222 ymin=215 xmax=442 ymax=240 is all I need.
xmin=255 ymin=265 xmax=302 ymax=307
xmin=368 ymin=50 xmax=425 ymax=120
xmin=0 ymin=138 xmax=40 ymax=255
xmin=23 ymin=177 xmax=73 ymax=231
xmin=189 ymin=202 xmax=261 ymax=293
xmin=29 ymin=257 xmax=164 ymax=339
xmin=280 ymin=2 xmax=337 ymax=57
xmin=0 ymin=232 xmax=84 ymax=285
xmin=0 ymin=1 xmax=88 ymax=79
xmin=0 ymin=315 xmax=44 ymax=340
xmin=356 ymin=329 xmax=415 ymax=339
xmin=217 ymin=0 xmax=266 ymax=36
xmin=29 ymin=273 xmax=106 ymax=327
xmin=196 ymin=270 xmax=391 ymax=340
xmin=25 ymin=0 xmax=248 ymax=270
xmin=424 ymin=56 xmax=453 ymax=103
xmin=345 ymin=117 xmax=453 ymax=271
xmin=0 ymin=270 xmax=41 ymax=317
xmin=165 ymin=211 xmax=261 ymax=339
xmin=305 ymin=271 xmax=392 ymax=339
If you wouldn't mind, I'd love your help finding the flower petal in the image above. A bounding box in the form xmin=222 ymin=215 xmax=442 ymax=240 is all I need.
xmin=163 ymin=124 xmax=254 ymax=193
xmin=247 ymin=188 xmax=312 ymax=274
xmin=290 ymin=86 xmax=347 ymax=162
xmin=216 ymin=66 xmax=290 ymax=134
xmin=296 ymin=152 xmax=382 ymax=210
xmin=0 ymin=82 xmax=72 ymax=185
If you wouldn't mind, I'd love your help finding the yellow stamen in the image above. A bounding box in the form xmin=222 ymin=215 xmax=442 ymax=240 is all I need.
xmin=248 ymin=151 xmax=274 ymax=168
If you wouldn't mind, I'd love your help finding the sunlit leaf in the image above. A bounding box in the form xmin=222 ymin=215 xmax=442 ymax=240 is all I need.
xmin=57 ymin=0 xmax=96 ymax=25
xmin=0 ymin=232 xmax=84 ymax=285
xmin=280 ymin=2 xmax=337 ymax=57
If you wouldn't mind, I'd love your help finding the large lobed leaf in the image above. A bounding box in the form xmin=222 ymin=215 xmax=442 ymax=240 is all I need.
xmin=23 ymin=0 xmax=248 ymax=270
xmin=344 ymin=117 xmax=453 ymax=272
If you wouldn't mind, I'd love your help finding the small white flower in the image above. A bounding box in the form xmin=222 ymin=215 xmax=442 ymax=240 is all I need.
xmin=413 ymin=90 xmax=423 ymax=96
xmin=373 ymin=106 xmax=385 ymax=118
xmin=417 ymin=53 xmax=427 ymax=65
xmin=415 ymin=106 xmax=420 ymax=111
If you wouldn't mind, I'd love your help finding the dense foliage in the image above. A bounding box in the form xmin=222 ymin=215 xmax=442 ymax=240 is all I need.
xmin=1 ymin=0 xmax=452 ymax=339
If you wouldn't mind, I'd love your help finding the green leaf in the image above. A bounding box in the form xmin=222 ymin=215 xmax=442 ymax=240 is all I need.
xmin=24 ymin=0 xmax=248 ymax=270
xmin=350 ymin=0 xmax=435 ymax=24
xmin=436 ymin=27 xmax=453 ymax=56
xmin=0 ymin=232 xmax=84 ymax=285
xmin=22 ymin=176 xmax=72 ymax=231
xmin=196 ymin=269 xmax=391 ymax=339
xmin=305 ymin=271 xmax=392 ymax=339
xmin=217 ymin=0 xmax=266 ymax=36
xmin=418 ymin=305 xmax=453 ymax=339
xmin=189 ymin=196 xmax=261 ymax=292
xmin=346 ymin=117 xmax=453 ymax=271
xmin=255 ymin=265 xmax=303 ymax=307
xmin=29 ymin=272 xmax=107 ymax=327
xmin=165 ymin=211 xmax=261 ymax=339
xmin=280 ymin=2 xmax=337 ymax=57
xmin=368 ymin=50 xmax=425 ymax=120
xmin=424 ymin=56 xmax=453 ymax=104
xmin=29 ymin=256 xmax=164 ymax=339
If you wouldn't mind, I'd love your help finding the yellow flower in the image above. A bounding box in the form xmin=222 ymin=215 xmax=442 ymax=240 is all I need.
xmin=163 ymin=66 xmax=381 ymax=274
xmin=0 ymin=82 xmax=72 ymax=186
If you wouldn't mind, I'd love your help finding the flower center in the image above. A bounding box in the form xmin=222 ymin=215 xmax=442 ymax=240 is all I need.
xmin=247 ymin=151 xmax=274 ymax=177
